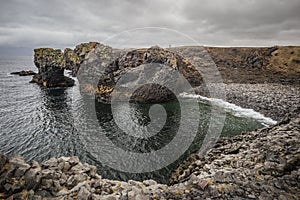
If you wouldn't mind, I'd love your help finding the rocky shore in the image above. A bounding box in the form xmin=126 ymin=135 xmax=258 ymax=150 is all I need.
xmin=3 ymin=43 xmax=298 ymax=199
xmin=192 ymin=83 xmax=300 ymax=121
xmin=222 ymin=83 xmax=300 ymax=121
xmin=1 ymin=109 xmax=299 ymax=199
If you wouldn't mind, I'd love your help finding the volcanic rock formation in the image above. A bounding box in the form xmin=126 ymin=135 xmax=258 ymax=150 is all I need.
xmin=63 ymin=42 xmax=100 ymax=76
xmin=31 ymin=48 xmax=74 ymax=87
xmin=96 ymin=46 xmax=203 ymax=103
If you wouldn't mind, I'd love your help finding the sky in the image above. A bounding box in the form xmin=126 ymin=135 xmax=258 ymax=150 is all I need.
xmin=0 ymin=0 xmax=300 ymax=56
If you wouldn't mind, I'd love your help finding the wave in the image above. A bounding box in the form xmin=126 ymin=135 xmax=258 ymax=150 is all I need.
xmin=179 ymin=92 xmax=277 ymax=126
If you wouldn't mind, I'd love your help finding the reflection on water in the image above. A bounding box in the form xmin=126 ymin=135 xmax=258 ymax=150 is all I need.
xmin=98 ymin=102 xmax=180 ymax=153
xmin=75 ymin=98 xmax=263 ymax=183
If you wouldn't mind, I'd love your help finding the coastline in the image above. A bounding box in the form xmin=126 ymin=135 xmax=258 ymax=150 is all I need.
xmin=1 ymin=44 xmax=299 ymax=199
xmin=0 ymin=108 xmax=299 ymax=199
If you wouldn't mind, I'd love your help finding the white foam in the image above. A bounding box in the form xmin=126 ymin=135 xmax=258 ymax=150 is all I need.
xmin=180 ymin=92 xmax=277 ymax=126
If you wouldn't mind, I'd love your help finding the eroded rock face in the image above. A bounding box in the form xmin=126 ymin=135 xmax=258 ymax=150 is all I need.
xmin=96 ymin=46 xmax=203 ymax=103
xmin=76 ymin=43 xmax=123 ymax=96
xmin=31 ymin=48 xmax=74 ymax=87
xmin=63 ymin=42 xmax=100 ymax=76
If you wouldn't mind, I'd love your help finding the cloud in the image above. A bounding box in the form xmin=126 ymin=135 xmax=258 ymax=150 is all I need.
xmin=0 ymin=0 xmax=299 ymax=55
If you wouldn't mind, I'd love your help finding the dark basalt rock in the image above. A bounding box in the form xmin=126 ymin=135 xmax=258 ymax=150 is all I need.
xmin=31 ymin=48 xmax=74 ymax=87
xmin=63 ymin=42 xmax=100 ymax=76
xmin=76 ymin=43 xmax=123 ymax=97
xmin=96 ymin=46 xmax=203 ymax=103
xmin=10 ymin=70 xmax=36 ymax=76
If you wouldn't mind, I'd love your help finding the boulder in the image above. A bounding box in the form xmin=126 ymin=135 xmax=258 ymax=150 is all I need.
xmin=31 ymin=48 xmax=74 ymax=87
xmin=96 ymin=46 xmax=203 ymax=103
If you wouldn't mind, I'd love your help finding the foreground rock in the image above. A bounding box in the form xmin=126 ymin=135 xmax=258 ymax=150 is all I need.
xmin=11 ymin=70 xmax=36 ymax=76
xmin=31 ymin=48 xmax=74 ymax=87
xmin=1 ymin=109 xmax=299 ymax=199
xmin=170 ymin=108 xmax=300 ymax=199
xmin=96 ymin=46 xmax=203 ymax=103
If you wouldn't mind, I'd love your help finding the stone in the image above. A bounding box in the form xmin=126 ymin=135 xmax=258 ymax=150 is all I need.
xmin=63 ymin=162 xmax=71 ymax=172
xmin=67 ymin=156 xmax=80 ymax=166
xmin=59 ymin=173 xmax=68 ymax=186
xmin=67 ymin=175 xmax=78 ymax=188
xmin=70 ymin=181 xmax=89 ymax=193
xmin=42 ymin=158 xmax=58 ymax=168
xmin=9 ymin=156 xmax=30 ymax=177
xmin=31 ymin=48 xmax=74 ymax=87
xmin=135 ymin=194 xmax=149 ymax=200
xmin=63 ymin=42 xmax=100 ymax=76
xmin=76 ymin=43 xmax=121 ymax=97
xmin=56 ymin=189 xmax=70 ymax=196
xmin=78 ymin=186 xmax=91 ymax=200
xmin=41 ymin=178 xmax=53 ymax=190
xmin=24 ymin=167 xmax=42 ymax=190
xmin=127 ymin=190 xmax=135 ymax=200
xmin=69 ymin=163 xmax=95 ymax=176
xmin=96 ymin=46 xmax=203 ymax=103
xmin=101 ymin=194 xmax=119 ymax=200
xmin=143 ymin=180 xmax=157 ymax=186
xmin=52 ymin=180 xmax=63 ymax=193
xmin=198 ymin=180 xmax=208 ymax=190
xmin=11 ymin=190 xmax=29 ymax=199
xmin=3 ymin=183 xmax=12 ymax=191
xmin=41 ymin=169 xmax=57 ymax=179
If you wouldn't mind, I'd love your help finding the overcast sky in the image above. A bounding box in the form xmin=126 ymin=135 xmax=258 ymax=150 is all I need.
xmin=0 ymin=0 xmax=300 ymax=55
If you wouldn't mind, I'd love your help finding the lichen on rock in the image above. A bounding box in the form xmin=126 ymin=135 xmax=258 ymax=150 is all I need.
xmin=31 ymin=48 xmax=75 ymax=87
xmin=63 ymin=42 xmax=100 ymax=76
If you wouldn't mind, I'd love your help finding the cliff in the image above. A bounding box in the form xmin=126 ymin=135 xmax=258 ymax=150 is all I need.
xmin=172 ymin=46 xmax=300 ymax=85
